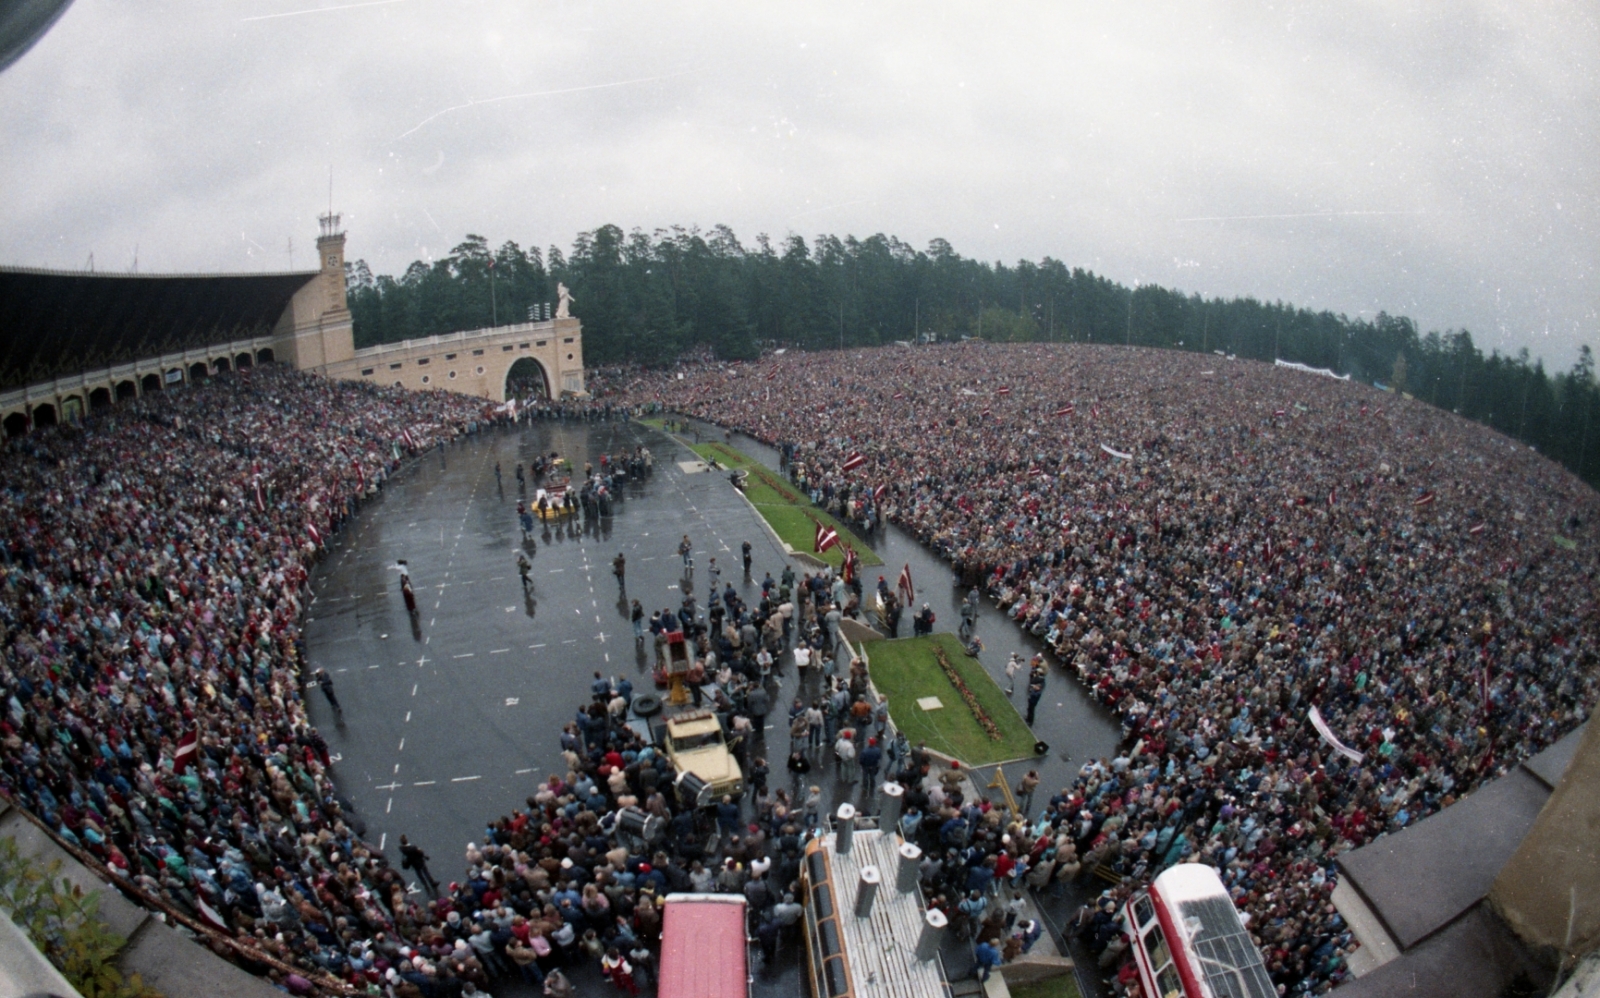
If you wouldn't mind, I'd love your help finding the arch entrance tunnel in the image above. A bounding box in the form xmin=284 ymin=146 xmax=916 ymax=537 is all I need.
xmin=504 ymin=356 xmax=550 ymax=400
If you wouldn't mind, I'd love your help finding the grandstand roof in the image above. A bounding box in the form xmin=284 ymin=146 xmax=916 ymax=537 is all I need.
xmin=0 ymin=267 xmax=317 ymax=389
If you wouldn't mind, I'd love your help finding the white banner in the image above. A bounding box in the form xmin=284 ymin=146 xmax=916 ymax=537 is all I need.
xmin=1308 ymin=705 xmax=1365 ymax=763
xmin=1275 ymin=359 xmax=1351 ymax=381
xmin=1100 ymin=444 xmax=1133 ymax=460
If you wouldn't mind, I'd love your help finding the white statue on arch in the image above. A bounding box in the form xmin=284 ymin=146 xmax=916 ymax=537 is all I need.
xmin=556 ymin=282 xmax=575 ymax=319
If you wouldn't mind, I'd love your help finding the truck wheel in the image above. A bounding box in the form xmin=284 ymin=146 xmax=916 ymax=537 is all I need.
xmin=632 ymin=693 xmax=663 ymax=717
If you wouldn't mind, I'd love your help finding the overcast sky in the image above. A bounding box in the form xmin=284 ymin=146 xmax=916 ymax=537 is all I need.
xmin=1 ymin=1 xmax=1594 ymax=366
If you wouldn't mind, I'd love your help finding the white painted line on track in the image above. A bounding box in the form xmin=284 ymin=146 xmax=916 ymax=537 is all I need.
xmin=453 ymin=653 xmax=474 ymax=659
xmin=405 ymin=711 xmax=412 ymax=722
xmin=398 ymin=738 xmax=405 ymax=751
xmin=515 ymin=768 xmax=535 ymax=775
xmin=413 ymin=780 xmax=435 ymax=786
xmin=451 ymin=775 xmax=481 ymax=782
xmin=411 ymin=684 xmax=419 ymax=696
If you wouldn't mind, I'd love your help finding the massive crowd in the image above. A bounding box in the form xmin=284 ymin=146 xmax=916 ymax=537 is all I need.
xmin=0 ymin=342 xmax=1594 ymax=998
xmin=0 ymin=364 xmax=891 ymax=998
xmin=0 ymin=368 xmax=517 ymax=993
xmin=614 ymin=341 xmax=1600 ymax=995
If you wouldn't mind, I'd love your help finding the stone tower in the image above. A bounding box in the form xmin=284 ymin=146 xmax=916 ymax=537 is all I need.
xmin=275 ymin=213 xmax=355 ymax=372
xmin=316 ymin=212 xmax=349 ymax=317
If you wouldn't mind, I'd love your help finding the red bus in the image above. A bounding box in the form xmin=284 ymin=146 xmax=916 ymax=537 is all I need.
xmin=1120 ymin=864 xmax=1274 ymax=998
xmin=658 ymin=893 xmax=750 ymax=998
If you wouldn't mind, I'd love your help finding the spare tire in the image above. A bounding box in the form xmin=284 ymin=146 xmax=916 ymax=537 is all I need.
xmin=631 ymin=693 xmax=663 ymax=717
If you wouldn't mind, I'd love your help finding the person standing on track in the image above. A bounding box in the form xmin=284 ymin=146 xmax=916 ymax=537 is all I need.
xmin=742 ymin=540 xmax=753 ymax=576
xmin=518 ymin=552 xmax=533 ymax=590
xmin=1025 ymin=661 xmax=1046 ymax=726
xmin=399 ymin=835 xmax=438 ymax=894
xmin=1004 ymin=652 xmax=1023 ymax=695
xmin=613 ymin=552 xmax=626 ymax=590
xmin=678 ymin=534 xmax=693 ymax=570
xmin=312 ymin=668 xmax=343 ymax=719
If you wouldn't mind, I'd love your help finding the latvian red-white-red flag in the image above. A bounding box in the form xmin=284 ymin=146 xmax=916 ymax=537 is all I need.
xmin=892 ymin=392 xmax=905 ymax=400
xmin=873 ymin=483 xmax=888 ymax=502
xmin=1307 ymin=706 xmax=1364 ymax=763
xmin=1028 ymin=467 xmax=1045 ymax=478
xmin=1468 ymin=522 xmax=1485 ymax=535
xmin=1413 ymin=491 xmax=1436 ymax=507
xmin=195 ymin=898 xmax=231 ymax=931
xmin=306 ymin=522 xmax=323 ymax=546
xmin=841 ymin=452 xmax=867 ymax=473
xmin=896 ymin=563 xmax=915 ymax=605
xmin=1055 ymin=403 xmax=1075 ymax=417
xmin=1327 ymin=488 xmax=1337 ymax=507
xmin=353 ymin=458 xmax=365 ymax=490
xmin=401 ymin=428 xmax=417 ymax=450
xmin=173 ymin=730 xmax=200 ymax=775
xmin=997 ymin=386 xmax=1011 ymax=396
xmin=842 ymin=545 xmax=859 ymax=584
xmin=813 ymin=520 xmax=840 ymax=554
xmin=253 ymin=479 xmax=266 ymax=512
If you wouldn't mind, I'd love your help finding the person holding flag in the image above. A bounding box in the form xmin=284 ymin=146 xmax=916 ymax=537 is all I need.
xmin=896 ymin=563 xmax=915 ymax=607
xmin=813 ymin=519 xmax=839 ymax=554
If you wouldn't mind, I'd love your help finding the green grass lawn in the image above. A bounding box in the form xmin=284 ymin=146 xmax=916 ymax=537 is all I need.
xmin=864 ymin=633 xmax=1038 ymax=766
xmin=684 ymin=440 xmax=882 ymax=568
xmin=1008 ymin=974 xmax=1083 ymax=998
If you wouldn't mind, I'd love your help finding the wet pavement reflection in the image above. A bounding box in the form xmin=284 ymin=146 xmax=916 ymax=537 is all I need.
xmin=303 ymin=416 xmax=1121 ymax=997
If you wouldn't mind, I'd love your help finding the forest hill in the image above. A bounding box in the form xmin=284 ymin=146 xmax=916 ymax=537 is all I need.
xmin=346 ymin=224 xmax=1600 ymax=491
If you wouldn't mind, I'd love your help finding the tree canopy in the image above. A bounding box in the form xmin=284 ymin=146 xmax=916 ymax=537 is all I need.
xmin=347 ymin=224 xmax=1600 ymax=490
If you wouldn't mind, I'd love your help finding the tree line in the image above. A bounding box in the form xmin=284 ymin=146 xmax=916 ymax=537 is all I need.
xmin=345 ymin=224 xmax=1599 ymax=490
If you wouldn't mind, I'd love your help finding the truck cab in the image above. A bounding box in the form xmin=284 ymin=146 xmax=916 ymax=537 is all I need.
xmin=663 ymin=709 xmax=744 ymax=803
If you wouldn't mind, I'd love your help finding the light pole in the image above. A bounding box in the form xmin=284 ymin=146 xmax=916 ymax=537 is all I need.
xmin=488 ymin=260 xmax=498 ymax=327
xmin=1125 ymin=282 xmax=1137 ymax=346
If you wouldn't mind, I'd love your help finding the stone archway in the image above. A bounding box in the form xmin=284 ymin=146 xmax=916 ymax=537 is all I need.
xmin=117 ymin=380 xmax=139 ymax=401
xmin=141 ymin=373 xmax=163 ymax=393
xmin=236 ymin=352 xmax=254 ymax=370
xmin=32 ymin=404 xmax=57 ymax=428
xmin=90 ymin=387 xmax=113 ymax=410
xmin=188 ymin=362 xmax=208 ymax=383
xmin=504 ymin=357 xmax=550 ymax=401
xmin=256 ymin=348 xmax=274 ymax=364
xmin=3 ymin=412 xmax=28 ymax=438
xmin=213 ymin=356 xmax=231 ymax=374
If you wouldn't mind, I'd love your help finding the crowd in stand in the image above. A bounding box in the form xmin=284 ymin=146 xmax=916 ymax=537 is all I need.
xmin=1 ymin=341 xmax=1594 ymax=998
xmin=614 ymin=341 xmax=1600 ymax=995
xmin=0 ymin=363 xmax=899 ymax=998
xmin=0 ymin=368 xmax=521 ymax=994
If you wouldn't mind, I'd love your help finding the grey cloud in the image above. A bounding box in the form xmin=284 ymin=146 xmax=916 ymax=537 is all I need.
xmin=0 ymin=0 xmax=1593 ymax=363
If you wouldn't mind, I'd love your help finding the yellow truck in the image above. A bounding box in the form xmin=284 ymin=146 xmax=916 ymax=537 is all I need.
xmin=662 ymin=710 xmax=744 ymax=806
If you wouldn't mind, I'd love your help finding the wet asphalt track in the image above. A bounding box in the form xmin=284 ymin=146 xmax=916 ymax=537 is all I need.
xmin=300 ymin=416 xmax=1121 ymax=996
